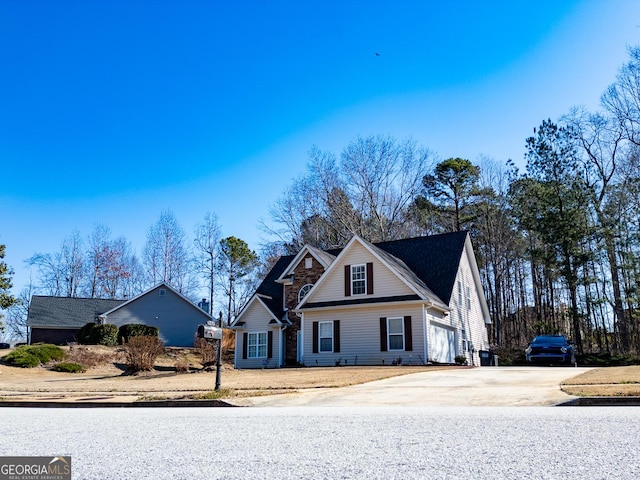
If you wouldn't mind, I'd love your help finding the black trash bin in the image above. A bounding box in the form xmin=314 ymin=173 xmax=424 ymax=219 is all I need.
xmin=479 ymin=350 xmax=494 ymax=366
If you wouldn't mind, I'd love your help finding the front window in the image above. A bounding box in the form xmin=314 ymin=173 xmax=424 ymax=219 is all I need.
xmin=247 ymin=332 xmax=267 ymax=358
xmin=388 ymin=317 xmax=404 ymax=350
xmin=319 ymin=321 xmax=333 ymax=352
xmin=352 ymin=264 xmax=366 ymax=295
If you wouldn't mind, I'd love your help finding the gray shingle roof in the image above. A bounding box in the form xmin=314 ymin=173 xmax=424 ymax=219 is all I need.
xmin=252 ymin=231 xmax=469 ymax=317
xmin=27 ymin=296 xmax=126 ymax=328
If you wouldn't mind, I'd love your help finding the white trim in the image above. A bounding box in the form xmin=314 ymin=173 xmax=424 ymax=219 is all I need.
xmin=247 ymin=331 xmax=268 ymax=358
xmin=350 ymin=264 xmax=367 ymax=296
xmin=463 ymin=236 xmax=492 ymax=324
xmin=298 ymin=283 xmax=314 ymax=303
xmin=296 ymin=235 xmax=448 ymax=311
xmin=275 ymin=245 xmax=335 ymax=283
xmin=423 ymin=306 xmax=429 ymax=364
xmin=318 ymin=320 xmax=334 ymax=353
xmin=386 ymin=316 xmax=405 ymax=351
xmin=231 ymin=293 xmax=280 ymax=328
xmin=300 ymin=314 xmax=305 ymax=363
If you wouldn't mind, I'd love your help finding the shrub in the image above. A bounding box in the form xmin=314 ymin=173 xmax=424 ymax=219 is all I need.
xmin=174 ymin=359 xmax=190 ymax=373
xmin=92 ymin=324 xmax=118 ymax=346
xmin=67 ymin=346 xmax=115 ymax=369
xmin=77 ymin=322 xmax=97 ymax=344
xmin=118 ymin=324 xmax=160 ymax=344
xmin=194 ymin=337 xmax=217 ymax=365
xmin=123 ymin=336 xmax=164 ymax=372
xmin=52 ymin=362 xmax=85 ymax=373
xmin=78 ymin=322 xmax=118 ymax=346
xmin=454 ymin=355 xmax=468 ymax=366
xmin=3 ymin=348 xmax=40 ymax=367
xmin=3 ymin=344 xmax=66 ymax=368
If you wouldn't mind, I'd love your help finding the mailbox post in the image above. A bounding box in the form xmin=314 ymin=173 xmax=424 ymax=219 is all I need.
xmin=196 ymin=312 xmax=224 ymax=391
xmin=215 ymin=311 xmax=223 ymax=391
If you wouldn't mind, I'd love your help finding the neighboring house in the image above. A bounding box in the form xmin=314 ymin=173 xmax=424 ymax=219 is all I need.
xmin=27 ymin=283 xmax=212 ymax=347
xmin=231 ymin=231 xmax=491 ymax=368
xmin=28 ymin=297 xmax=124 ymax=345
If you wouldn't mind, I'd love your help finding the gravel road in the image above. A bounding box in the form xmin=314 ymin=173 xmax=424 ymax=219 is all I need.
xmin=1 ymin=406 xmax=638 ymax=479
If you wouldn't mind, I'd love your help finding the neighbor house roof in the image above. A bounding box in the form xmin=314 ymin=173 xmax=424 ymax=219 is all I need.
xmin=27 ymin=296 xmax=126 ymax=328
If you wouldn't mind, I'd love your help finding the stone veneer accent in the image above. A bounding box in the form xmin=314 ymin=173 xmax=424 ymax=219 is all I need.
xmin=283 ymin=254 xmax=326 ymax=365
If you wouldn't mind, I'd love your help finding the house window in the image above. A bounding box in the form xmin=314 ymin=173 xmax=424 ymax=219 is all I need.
xmin=305 ymin=257 xmax=313 ymax=269
xmin=351 ymin=264 xmax=366 ymax=295
xmin=159 ymin=288 xmax=166 ymax=297
xmin=457 ymin=281 xmax=462 ymax=306
xmin=298 ymin=283 xmax=313 ymax=303
xmin=319 ymin=321 xmax=333 ymax=352
xmin=387 ymin=317 xmax=404 ymax=350
xmin=461 ymin=326 xmax=468 ymax=352
xmin=466 ymin=284 xmax=471 ymax=310
xmin=247 ymin=332 xmax=268 ymax=358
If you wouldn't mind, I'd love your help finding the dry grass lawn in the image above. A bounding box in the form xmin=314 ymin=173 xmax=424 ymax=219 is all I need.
xmin=0 ymin=345 xmax=458 ymax=402
xmin=561 ymin=365 xmax=640 ymax=397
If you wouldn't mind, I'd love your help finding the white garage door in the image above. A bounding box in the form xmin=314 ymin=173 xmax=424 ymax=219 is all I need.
xmin=429 ymin=323 xmax=456 ymax=364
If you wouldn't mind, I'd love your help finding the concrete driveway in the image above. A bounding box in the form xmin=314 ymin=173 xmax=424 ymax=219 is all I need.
xmin=234 ymin=366 xmax=592 ymax=407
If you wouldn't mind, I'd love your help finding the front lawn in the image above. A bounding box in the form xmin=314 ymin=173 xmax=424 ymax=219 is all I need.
xmin=561 ymin=366 xmax=640 ymax=396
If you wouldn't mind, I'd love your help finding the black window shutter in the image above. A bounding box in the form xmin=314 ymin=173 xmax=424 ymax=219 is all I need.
xmin=242 ymin=332 xmax=248 ymax=359
xmin=267 ymin=330 xmax=273 ymax=359
xmin=312 ymin=321 xmax=319 ymax=353
xmin=404 ymin=316 xmax=413 ymax=351
xmin=333 ymin=320 xmax=340 ymax=353
xmin=366 ymin=262 xmax=374 ymax=294
xmin=344 ymin=265 xmax=351 ymax=296
xmin=380 ymin=317 xmax=387 ymax=352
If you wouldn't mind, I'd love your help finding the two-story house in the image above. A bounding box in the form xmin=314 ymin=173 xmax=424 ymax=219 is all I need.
xmin=230 ymin=231 xmax=491 ymax=368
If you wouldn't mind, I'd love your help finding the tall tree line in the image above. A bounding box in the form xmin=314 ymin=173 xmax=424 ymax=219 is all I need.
xmin=5 ymin=210 xmax=261 ymax=339
xmin=266 ymin=47 xmax=640 ymax=355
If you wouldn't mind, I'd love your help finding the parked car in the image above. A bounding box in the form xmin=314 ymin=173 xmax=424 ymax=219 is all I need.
xmin=525 ymin=335 xmax=576 ymax=365
xmin=0 ymin=342 xmax=11 ymax=349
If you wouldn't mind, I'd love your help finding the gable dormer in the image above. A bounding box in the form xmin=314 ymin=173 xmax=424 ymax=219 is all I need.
xmin=275 ymin=245 xmax=335 ymax=313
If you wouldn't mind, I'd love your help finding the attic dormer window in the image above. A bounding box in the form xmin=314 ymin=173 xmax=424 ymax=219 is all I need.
xmin=351 ymin=264 xmax=366 ymax=295
xmin=298 ymin=283 xmax=313 ymax=303
xmin=159 ymin=289 xmax=166 ymax=297
xmin=305 ymin=257 xmax=313 ymax=269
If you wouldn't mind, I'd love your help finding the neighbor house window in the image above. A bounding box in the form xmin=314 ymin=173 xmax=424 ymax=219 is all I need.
xmin=247 ymin=332 xmax=268 ymax=358
xmin=351 ymin=264 xmax=366 ymax=295
xmin=159 ymin=288 xmax=166 ymax=297
xmin=319 ymin=321 xmax=333 ymax=352
xmin=298 ymin=283 xmax=313 ymax=303
xmin=466 ymin=284 xmax=471 ymax=310
xmin=387 ymin=317 xmax=404 ymax=350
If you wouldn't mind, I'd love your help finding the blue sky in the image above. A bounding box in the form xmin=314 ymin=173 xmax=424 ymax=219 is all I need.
xmin=2 ymin=0 xmax=640 ymax=297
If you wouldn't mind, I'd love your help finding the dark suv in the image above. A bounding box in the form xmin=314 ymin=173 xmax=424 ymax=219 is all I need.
xmin=525 ymin=335 xmax=575 ymax=365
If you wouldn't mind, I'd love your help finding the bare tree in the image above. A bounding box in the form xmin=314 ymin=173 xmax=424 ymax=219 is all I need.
xmin=602 ymin=46 xmax=640 ymax=146
xmin=267 ymin=135 xmax=433 ymax=249
xmin=194 ymin=212 xmax=221 ymax=315
xmin=29 ymin=231 xmax=84 ymax=297
xmin=143 ymin=210 xmax=195 ymax=293
xmin=5 ymin=283 xmax=34 ymax=341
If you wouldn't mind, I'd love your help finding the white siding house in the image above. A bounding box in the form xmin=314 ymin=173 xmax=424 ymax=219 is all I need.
xmin=231 ymin=232 xmax=491 ymax=368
